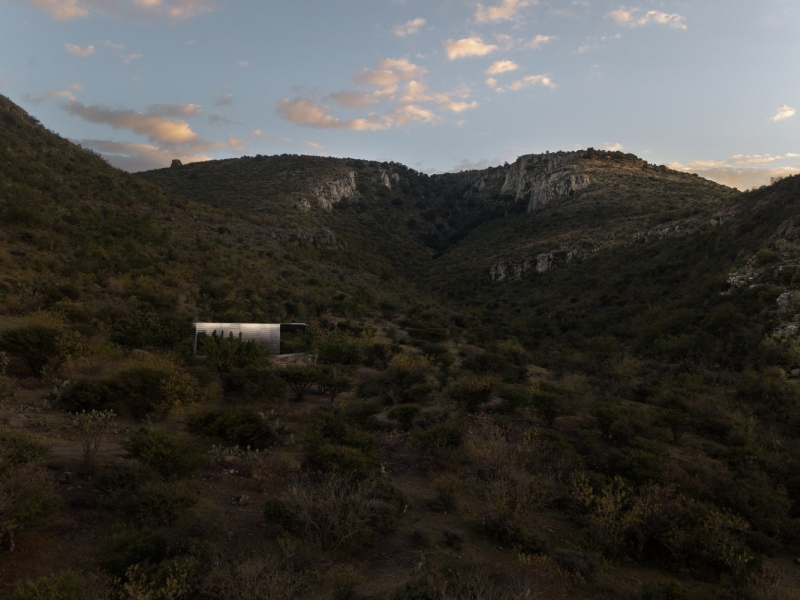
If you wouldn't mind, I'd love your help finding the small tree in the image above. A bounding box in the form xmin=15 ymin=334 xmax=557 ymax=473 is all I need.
xmin=384 ymin=353 xmax=431 ymax=403
xmin=318 ymin=330 xmax=363 ymax=365
xmin=72 ymin=410 xmax=116 ymax=467
xmin=0 ymin=325 xmax=88 ymax=378
xmin=280 ymin=365 xmax=319 ymax=401
xmin=530 ymin=386 xmax=563 ymax=428
xmin=592 ymin=400 xmax=621 ymax=438
xmin=660 ymin=409 xmax=691 ymax=443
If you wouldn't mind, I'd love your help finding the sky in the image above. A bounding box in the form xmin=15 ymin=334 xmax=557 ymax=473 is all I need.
xmin=0 ymin=0 xmax=798 ymax=189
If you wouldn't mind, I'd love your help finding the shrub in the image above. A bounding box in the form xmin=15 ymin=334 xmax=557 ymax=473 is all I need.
xmin=98 ymin=527 xmax=167 ymax=577
xmin=411 ymin=421 xmax=463 ymax=450
xmin=122 ymin=429 xmax=204 ymax=480
xmin=530 ymin=386 xmax=564 ymax=428
xmin=72 ymin=409 xmax=116 ymax=466
xmin=447 ymin=374 xmax=495 ymax=413
xmin=0 ymin=430 xmax=49 ymax=471
xmin=111 ymin=366 xmax=203 ymax=419
xmin=264 ymin=473 xmax=398 ymax=551
xmin=428 ymin=475 xmax=459 ymax=512
xmin=188 ymin=409 xmax=274 ymax=449
xmin=318 ymin=330 xmax=363 ymax=365
xmin=222 ymin=367 xmax=287 ymax=401
xmin=387 ymin=405 xmax=421 ymax=430
xmin=306 ymin=405 xmax=378 ymax=477
xmin=312 ymin=444 xmax=374 ymax=479
xmin=0 ymin=431 xmax=59 ymax=552
xmin=201 ymin=334 xmax=270 ymax=373
xmin=9 ymin=571 xmax=97 ymax=600
xmin=0 ymin=324 xmax=87 ymax=377
xmin=279 ymin=365 xmax=320 ymax=400
xmin=384 ymin=353 xmax=431 ymax=403
xmin=119 ymin=480 xmax=197 ymax=525
xmin=61 ymin=380 xmax=115 ymax=412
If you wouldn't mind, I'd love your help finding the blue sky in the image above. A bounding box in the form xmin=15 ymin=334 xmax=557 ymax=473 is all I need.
xmin=0 ymin=0 xmax=798 ymax=188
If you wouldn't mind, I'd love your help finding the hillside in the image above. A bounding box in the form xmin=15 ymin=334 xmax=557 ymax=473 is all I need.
xmin=2 ymin=93 xmax=800 ymax=599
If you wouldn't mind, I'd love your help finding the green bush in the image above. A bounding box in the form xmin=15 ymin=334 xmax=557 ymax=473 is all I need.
xmin=411 ymin=421 xmax=463 ymax=450
xmin=96 ymin=462 xmax=152 ymax=496
xmin=387 ymin=405 xmax=420 ymax=430
xmin=98 ymin=527 xmax=167 ymax=577
xmin=318 ymin=330 xmax=363 ymax=365
xmin=0 ymin=430 xmax=49 ymax=472
xmin=222 ymin=367 xmax=287 ymax=401
xmin=447 ymin=374 xmax=495 ymax=413
xmin=0 ymin=325 xmax=59 ymax=377
xmin=122 ymin=429 xmax=204 ymax=480
xmin=279 ymin=365 xmax=320 ymax=400
xmin=61 ymin=380 xmax=115 ymax=412
xmin=114 ymin=366 xmax=202 ymax=419
xmin=188 ymin=409 xmax=273 ymax=449
xmin=119 ymin=481 xmax=197 ymax=525
xmin=311 ymin=444 xmax=373 ymax=479
xmin=200 ymin=334 xmax=270 ymax=373
xmin=9 ymin=571 xmax=90 ymax=600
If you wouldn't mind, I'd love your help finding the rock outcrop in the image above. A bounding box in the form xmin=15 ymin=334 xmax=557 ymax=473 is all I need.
xmin=380 ymin=171 xmax=400 ymax=189
xmin=484 ymin=247 xmax=579 ymax=282
xmin=313 ymin=171 xmax=358 ymax=210
xmin=501 ymin=152 xmax=591 ymax=212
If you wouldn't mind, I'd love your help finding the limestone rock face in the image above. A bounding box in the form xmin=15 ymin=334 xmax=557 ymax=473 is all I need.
xmin=484 ymin=254 xmax=532 ymax=282
xmin=314 ymin=171 xmax=358 ymax=210
xmin=485 ymin=247 xmax=579 ymax=282
xmin=501 ymin=152 xmax=591 ymax=212
xmin=536 ymin=249 xmax=577 ymax=273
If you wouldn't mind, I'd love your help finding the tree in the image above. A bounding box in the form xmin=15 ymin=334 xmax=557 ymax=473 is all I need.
xmin=279 ymin=365 xmax=319 ymax=401
xmin=530 ymin=386 xmax=563 ymax=428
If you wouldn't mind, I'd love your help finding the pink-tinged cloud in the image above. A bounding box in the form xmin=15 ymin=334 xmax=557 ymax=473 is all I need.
xmin=502 ymin=74 xmax=556 ymax=91
xmin=277 ymin=98 xmax=392 ymax=131
xmin=772 ymin=105 xmax=796 ymax=122
xmin=27 ymin=0 xmax=216 ymax=21
xmin=608 ymin=7 xmax=687 ymax=30
xmin=329 ymin=90 xmax=381 ymax=109
xmin=444 ymin=37 xmax=498 ymax=60
xmin=65 ymin=43 xmax=94 ymax=57
xmin=394 ymin=17 xmax=425 ymax=37
xmin=62 ymin=100 xmax=207 ymax=146
xmin=475 ymin=0 xmax=530 ymax=23
xmin=78 ymin=138 xmax=210 ymax=172
xmin=486 ymin=60 xmax=518 ymax=75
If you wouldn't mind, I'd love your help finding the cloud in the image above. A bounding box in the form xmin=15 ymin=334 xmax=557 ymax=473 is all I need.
xmin=500 ymin=74 xmax=556 ymax=91
xmin=390 ymin=105 xmax=439 ymax=125
xmin=604 ymin=142 xmax=624 ymax=151
xmin=485 ymin=77 xmax=498 ymax=88
xmin=354 ymin=58 xmax=427 ymax=96
xmin=475 ymin=0 xmax=530 ymax=22
xmin=214 ymin=93 xmax=233 ymax=107
xmin=281 ymin=57 xmax=476 ymax=132
xmin=277 ymin=98 xmax=392 ymax=131
xmin=101 ymin=40 xmax=144 ymax=64
xmin=29 ymin=0 xmax=87 ymax=20
xmin=207 ymin=114 xmax=233 ymax=126
xmin=237 ymin=60 xmax=249 ymax=68
xmin=77 ymin=138 xmax=209 ymax=172
xmin=444 ymin=36 xmax=498 ymax=60
xmin=394 ymin=17 xmax=425 ymax=37
xmin=62 ymin=100 xmax=209 ymax=146
xmin=772 ymin=105 xmax=796 ymax=122
xmin=305 ymin=141 xmax=323 ymax=150
xmin=27 ymin=0 xmax=216 ymax=21
xmin=65 ymin=43 xmax=94 ymax=57
xmin=528 ymin=34 xmax=554 ymax=49
xmin=608 ymin=7 xmax=687 ymax=30
xmin=25 ymin=88 xmax=78 ymax=103
xmin=146 ymin=103 xmax=203 ymax=117
xmin=329 ymin=90 xmax=381 ymax=109
xmin=668 ymin=156 xmax=800 ymax=190
xmin=486 ymin=60 xmax=518 ymax=75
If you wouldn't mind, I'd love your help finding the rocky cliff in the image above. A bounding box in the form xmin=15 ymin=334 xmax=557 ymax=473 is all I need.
xmin=313 ymin=171 xmax=358 ymax=211
xmin=501 ymin=151 xmax=591 ymax=212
